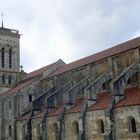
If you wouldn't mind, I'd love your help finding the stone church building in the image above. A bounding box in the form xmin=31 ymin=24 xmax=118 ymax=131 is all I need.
xmin=0 ymin=25 xmax=140 ymax=140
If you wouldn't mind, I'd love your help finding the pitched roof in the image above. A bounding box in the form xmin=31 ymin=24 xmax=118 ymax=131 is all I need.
xmin=115 ymin=86 xmax=140 ymax=108
xmin=88 ymin=92 xmax=111 ymax=111
xmin=16 ymin=86 xmax=140 ymax=121
xmin=49 ymin=36 xmax=140 ymax=77
xmin=22 ymin=63 xmax=53 ymax=82
xmin=17 ymin=112 xmax=31 ymax=121
xmin=48 ymin=101 xmax=63 ymax=116
xmin=0 ymin=79 xmax=34 ymax=97
xmin=66 ymin=97 xmax=84 ymax=114
xmin=0 ymin=62 xmax=55 ymax=97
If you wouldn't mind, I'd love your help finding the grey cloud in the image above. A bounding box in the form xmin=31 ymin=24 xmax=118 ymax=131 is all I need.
xmin=1 ymin=0 xmax=140 ymax=72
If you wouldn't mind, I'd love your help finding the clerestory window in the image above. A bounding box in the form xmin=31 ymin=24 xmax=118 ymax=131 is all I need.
xmin=29 ymin=94 xmax=32 ymax=102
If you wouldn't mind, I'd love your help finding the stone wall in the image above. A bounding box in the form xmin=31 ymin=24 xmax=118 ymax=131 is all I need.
xmin=2 ymin=42 xmax=140 ymax=140
xmin=15 ymin=105 xmax=140 ymax=140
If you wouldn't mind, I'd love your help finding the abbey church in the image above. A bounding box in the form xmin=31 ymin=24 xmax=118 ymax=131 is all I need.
xmin=1 ymin=25 xmax=140 ymax=140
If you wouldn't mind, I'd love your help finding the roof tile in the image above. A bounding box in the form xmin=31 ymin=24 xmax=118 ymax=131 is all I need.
xmin=49 ymin=37 xmax=140 ymax=77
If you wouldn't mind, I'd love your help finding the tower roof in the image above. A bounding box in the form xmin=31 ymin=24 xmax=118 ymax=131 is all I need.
xmin=0 ymin=27 xmax=20 ymax=37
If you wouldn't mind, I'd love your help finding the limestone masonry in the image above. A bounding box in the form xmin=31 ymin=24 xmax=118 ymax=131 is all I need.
xmin=0 ymin=26 xmax=140 ymax=140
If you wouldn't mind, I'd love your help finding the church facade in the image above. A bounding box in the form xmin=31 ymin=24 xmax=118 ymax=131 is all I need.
xmin=0 ymin=26 xmax=140 ymax=140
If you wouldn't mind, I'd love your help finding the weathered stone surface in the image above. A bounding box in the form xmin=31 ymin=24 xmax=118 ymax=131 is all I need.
xmin=1 ymin=26 xmax=140 ymax=140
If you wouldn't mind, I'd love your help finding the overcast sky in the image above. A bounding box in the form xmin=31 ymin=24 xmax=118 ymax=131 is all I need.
xmin=1 ymin=0 xmax=140 ymax=72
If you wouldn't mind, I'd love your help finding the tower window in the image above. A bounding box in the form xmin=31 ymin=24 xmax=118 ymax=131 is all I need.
xmin=129 ymin=117 xmax=137 ymax=133
xmin=2 ymin=75 xmax=5 ymax=84
xmin=8 ymin=75 xmax=12 ymax=85
xmin=1 ymin=48 xmax=4 ymax=68
xmin=9 ymin=48 xmax=12 ymax=69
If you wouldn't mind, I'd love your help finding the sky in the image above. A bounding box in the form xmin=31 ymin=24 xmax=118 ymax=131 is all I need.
xmin=0 ymin=0 xmax=140 ymax=72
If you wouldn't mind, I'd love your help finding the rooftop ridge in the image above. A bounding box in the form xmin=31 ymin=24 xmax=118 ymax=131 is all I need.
xmin=49 ymin=36 xmax=140 ymax=77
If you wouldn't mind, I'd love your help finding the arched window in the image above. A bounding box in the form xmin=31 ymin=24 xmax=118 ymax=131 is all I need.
xmin=73 ymin=121 xmax=79 ymax=135
xmin=1 ymin=48 xmax=4 ymax=68
xmin=9 ymin=48 xmax=12 ymax=68
xmin=8 ymin=75 xmax=12 ymax=85
xmin=22 ymin=124 xmax=26 ymax=139
xmin=29 ymin=95 xmax=32 ymax=102
xmin=2 ymin=75 xmax=5 ymax=84
xmin=129 ymin=117 xmax=137 ymax=133
xmin=99 ymin=120 xmax=105 ymax=134
xmin=53 ymin=123 xmax=58 ymax=139
xmin=9 ymin=125 xmax=12 ymax=137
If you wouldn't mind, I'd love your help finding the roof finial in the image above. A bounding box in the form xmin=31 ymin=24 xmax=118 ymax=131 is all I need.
xmin=1 ymin=12 xmax=4 ymax=28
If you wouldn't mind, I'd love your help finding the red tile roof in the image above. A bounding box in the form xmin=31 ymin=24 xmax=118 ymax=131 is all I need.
xmin=17 ymin=111 xmax=44 ymax=121
xmin=48 ymin=101 xmax=63 ymax=116
xmin=0 ymin=79 xmax=34 ymax=97
xmin=22 ymin=63 xmax=53 ymax=81
xmin=66 ymin=97 xmax=84 ymax=114
xmin=17 ymin=112 xmax=31 ymax=121
xmin=16 ymin=86 xmax=140 ymax=121
xmin=115 ymin=87 xmax=140 ymax=108
xmin=0 ymin=62 xmax=56 ymax=97
xmin=88 ymin=92 xmax=111 ymax=111
xmin=49 ymin=36 xmax=140 ymax=77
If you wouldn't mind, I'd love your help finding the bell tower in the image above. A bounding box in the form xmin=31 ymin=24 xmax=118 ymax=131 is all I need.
xmin=0 ymin=24 xmax=20 ymax=94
